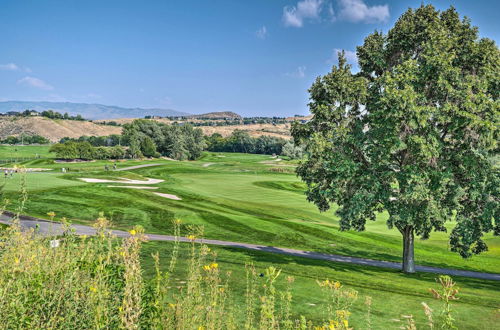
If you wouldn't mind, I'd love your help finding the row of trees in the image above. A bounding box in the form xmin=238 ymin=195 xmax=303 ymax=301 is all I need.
xmin=186 ymin=118 xmax=289 ymax=127
xmin=40 ymin=110 xmax=85 ymax=121
xmin=55 ymin=129 xmax=303 ymax=160
xmin=205 ymin=130 xmax=287 ymax=155
xmin=122 ymin=120 xmax=206 ymax=160
xmin=49 ymin=141 xmax=126 ymax=160
xmin=1 ymin=134 xmax=50 ymax=145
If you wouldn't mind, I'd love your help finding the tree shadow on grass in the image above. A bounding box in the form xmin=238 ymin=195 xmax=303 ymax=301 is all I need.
xmin=215 ymin=245 xmax=500 ymax=299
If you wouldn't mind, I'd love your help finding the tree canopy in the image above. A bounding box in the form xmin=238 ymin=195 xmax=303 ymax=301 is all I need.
xmin=292 ymin=5 xmax=499 ymax=273
xmin=122 ymin=119 xmax=206 ymax=160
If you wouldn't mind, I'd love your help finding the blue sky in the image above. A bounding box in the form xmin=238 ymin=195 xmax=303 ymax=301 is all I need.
xmin=0 ymin=0 xmax=498 ymax=116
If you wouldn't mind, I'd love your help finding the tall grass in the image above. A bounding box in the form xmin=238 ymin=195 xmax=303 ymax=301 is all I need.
xmin=0 ymin=171 xmax=463 ymax=329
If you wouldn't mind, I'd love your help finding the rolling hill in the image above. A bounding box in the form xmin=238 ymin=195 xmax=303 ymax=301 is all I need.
xmin=187 ymin=111 xmax=241 ymax=119
xmin=0 ymin=116 xmax=121 ymax=142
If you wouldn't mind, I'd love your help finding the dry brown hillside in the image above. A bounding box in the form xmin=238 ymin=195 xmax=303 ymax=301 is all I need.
xmin=0 ymin=115 xmax=303 ymax=142
xmin=0 ymin=116 xmax=122 ymax=142
xmin=188 ymin=111 xmax=241 ymax=119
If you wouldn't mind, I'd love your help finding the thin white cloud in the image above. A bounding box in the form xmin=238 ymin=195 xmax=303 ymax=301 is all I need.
xmin=256 ymin=26 xmax=268 ymax=39
xmin=286 ymin=66 xmax=307 ymax=78
xmin=0 ymin=63 xmax=19 ymax=71
xmin=0 ymin=63 xmax=32 ymax=72
xmin=17 ymin=76 xmax=54 ymax=90
xmin=283 ymin=0 xmax=324 ymax=28
xmin=338 ymin=0 xmax=389 ymax=23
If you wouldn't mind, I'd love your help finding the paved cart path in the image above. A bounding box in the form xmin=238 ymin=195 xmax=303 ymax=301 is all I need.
xmin=1 ymin=213 xmax=499 ymax=281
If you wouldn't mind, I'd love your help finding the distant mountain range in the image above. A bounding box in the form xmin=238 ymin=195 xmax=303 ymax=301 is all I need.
xmin=0 ymin=101 xmax=190 ymax=120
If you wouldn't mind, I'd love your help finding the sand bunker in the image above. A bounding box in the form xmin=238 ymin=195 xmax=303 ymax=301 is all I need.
xmin=153 ymin=192 xmax=182 ymax=200
xmin=80 ymin=177 xmax=164 ymax=184
xmin=107 ymin=186 xmax=159 ymax=190
xmin=202 ymin=163 xmax=215 ymax=167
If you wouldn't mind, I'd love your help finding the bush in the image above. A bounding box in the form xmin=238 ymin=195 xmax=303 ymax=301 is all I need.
xmin=50 ymin=141 xmax=126 ymax=160
xmin=1 ymin=134 xmax=50 ymax=145
xmin=281 ymin=141 xmax=304 ymax=159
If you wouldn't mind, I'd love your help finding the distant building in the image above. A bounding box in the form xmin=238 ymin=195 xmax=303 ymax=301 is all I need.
xmin=29 ymin=110 xmax=40 ymax=116
xmin=6 ymin=111 xmax=20 ymax=116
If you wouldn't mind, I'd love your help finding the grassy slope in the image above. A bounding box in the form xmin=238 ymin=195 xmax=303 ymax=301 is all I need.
xmin=140 ymin=241 xmax=500 ymax=329
xmin=4 ymin=152 xmax=498 ymax=274
xmin=0 ymin=145 xmax=52 ymax=159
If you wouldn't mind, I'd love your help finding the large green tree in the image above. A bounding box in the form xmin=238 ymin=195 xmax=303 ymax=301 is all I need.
xmin=292 ymin=5 xmax=499 ymax=273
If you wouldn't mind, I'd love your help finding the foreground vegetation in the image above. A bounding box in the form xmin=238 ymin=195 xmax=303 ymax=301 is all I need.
xmin=0 ymin=214 xmax=498 ymax=329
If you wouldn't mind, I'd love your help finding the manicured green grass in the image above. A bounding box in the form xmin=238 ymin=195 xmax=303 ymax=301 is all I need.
xmin=2 ymin=151 xmax=499 ymax=328
xmin=140 ymin=240 xmax=500 ymax=329
xmin=0 ymin=145 xmax=52 ymax=160
xmin=3 ymin=152 xmax=500 ymax=274
xmin=5 ymin=152 xmax=498 ymax=275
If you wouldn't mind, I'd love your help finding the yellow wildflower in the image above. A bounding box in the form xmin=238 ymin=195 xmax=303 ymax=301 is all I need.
xmin=203 ymin=265 xmax=211 ymax=271
xmin=89 ymin=286 xmax=97 ymax=292
xmin=129 ymin=229 xmax=137 ymax=236
xmin=210 ymin=262 xmax=218 ymax=269
xmin=47 ymin=211 xmax=56 ymax=219
xmin=187 ymin=235 xmax=196 ymax=241
xmin=168 ymin=303 xmax=176 ymax=309
xmin=328 ymin=320 xmax=337 ymax=329
xmin=336 ymin=310 xmax=351 ymax=320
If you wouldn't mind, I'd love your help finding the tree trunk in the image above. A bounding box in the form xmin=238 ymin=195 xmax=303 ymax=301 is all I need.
xmin=402 ymin=226 xmax=415 ymax=273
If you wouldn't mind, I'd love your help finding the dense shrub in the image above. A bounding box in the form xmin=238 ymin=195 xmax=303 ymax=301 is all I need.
xmin=60 ymin=135 xmax=123 ymax=147
xmin=49 ymin=141 xmax=126 ymax=160
xmin=205 ymin=130 xmax=287 ymax=155
xmin=281 ymin=141 xmax=304 ymax=159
